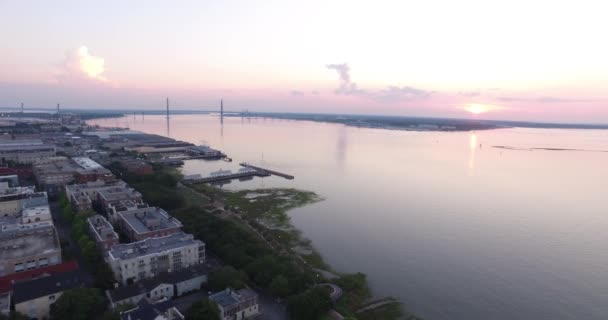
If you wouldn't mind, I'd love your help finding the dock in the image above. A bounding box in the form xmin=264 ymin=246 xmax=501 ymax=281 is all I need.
xmin=239 ymin=163 xmax=294 ymax=179
xmin=183 ymin=170 xmax=270 ymax=184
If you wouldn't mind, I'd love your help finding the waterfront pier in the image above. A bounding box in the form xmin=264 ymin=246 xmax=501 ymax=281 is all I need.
xmin=239 ymin=163 xmax=295 ymax=179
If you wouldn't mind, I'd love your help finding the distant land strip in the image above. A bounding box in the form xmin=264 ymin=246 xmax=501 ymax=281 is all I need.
xmin=493 ymin=146 xmax=608 ymax=153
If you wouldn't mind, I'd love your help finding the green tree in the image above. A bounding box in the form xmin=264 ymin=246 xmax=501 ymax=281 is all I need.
xmin=287 ymin=287 xmax=332 ymax=320
xmin=185 ymin=298 xmax=221 ymax=320
xmin=269 ymin=275 xmax=290 ymax=298
xmin=208 ymin=266 xmax=248 ymax=292
xmin=50 ymin=288 xmax=106 ymax=320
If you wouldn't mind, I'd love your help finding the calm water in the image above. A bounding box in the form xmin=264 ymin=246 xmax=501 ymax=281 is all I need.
xmin=90 ymin=115 xmax=608 ymax=320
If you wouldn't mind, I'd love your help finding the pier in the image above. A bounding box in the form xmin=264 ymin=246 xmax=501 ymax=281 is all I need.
xmin=239 ymin=163 xmax=295 ymax=179
xmin=183 ymin=170 xmax=270 ymax=184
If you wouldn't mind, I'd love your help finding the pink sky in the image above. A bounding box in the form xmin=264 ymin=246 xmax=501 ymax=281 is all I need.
xmin=1 ymin=0 xmax=607 ymax=123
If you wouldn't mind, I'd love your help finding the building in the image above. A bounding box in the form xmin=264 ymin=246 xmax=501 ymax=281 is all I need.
xmin=34 ymin=158 xmax=113 ymax=194
xmin=106 ymin=264 xmax=208 ymax=308
xmin=0 ymin=167 xmax=34 ymax=181
xmin=0 ymin=175 xmax=19 ymax=187
xmin=0 ymin=222 xmax=61 ymax=276
xmin=119 ymin=299 xmax=185 ymax=320
xmin=71 ymin=157 xmax=113 ymax=183
xmin=209 ymin=288 xmax=259 ymax=320
xmin=120 ymin=159 xmax=153 ymax=175
xmin=107 ymin=232 xmax=205 ymax=285
xmin=0 ymin=261 xmax=79 ymax=295
xmin=0 ymin=183 xmax=48 ymax=218
xmin=116 ymin=206 xmax=182 ymax=242
xmin=87 ymin=215 xmax=120 ymax=252
xmin=0 ymin=292 xmax=8 ymax=316
xmin=0 ymin=140 xmax=55 ymax=164
xmin=21 ymin=205 xmax=52 ymax=224
xmin=33 ymin=156 xmax=69 ymax=165
xmin=187 ymin=145 xmax=223 ymax=158
xmin=107 ymin=199 xmax=149 ymax=223
xmin=34 ymin=159 xmax=80 ymax=192
xmin=98 ymin=186 xmax=144 ymax=214
xmin=65 ymin=179 xmax=127 ymax=212
xmin=12 ymin=269 xmax=91 ymax=319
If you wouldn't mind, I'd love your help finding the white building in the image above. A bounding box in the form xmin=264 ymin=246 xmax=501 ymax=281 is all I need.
xmin=209 ymin=288 xmax=259 ymax=320
xmin=107 ymin=232 xmax=205 ymax=285
xmin=106 ymin=264 xmax=208 ymax=309
xmin=0 ymin=183 xmax=48 ymax=218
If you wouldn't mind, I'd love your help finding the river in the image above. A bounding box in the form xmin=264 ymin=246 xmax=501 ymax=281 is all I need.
xmin=89 ymin=114 xmax=608 ymax=320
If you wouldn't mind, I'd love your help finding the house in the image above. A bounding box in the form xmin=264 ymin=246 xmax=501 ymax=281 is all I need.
xmin=106 ymin=264 xmax=209 ymax=308
xmin=120 ymin=299 xmax=184 ymax=320
xmin=209 ymin=288 xmax=259 ymax=320
xmin=12 ymin=269 xmax=91 ymax=319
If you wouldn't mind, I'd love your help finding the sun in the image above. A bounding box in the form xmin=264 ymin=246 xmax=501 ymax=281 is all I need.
xmin=465 ymin=103 xmax=490 ymax=114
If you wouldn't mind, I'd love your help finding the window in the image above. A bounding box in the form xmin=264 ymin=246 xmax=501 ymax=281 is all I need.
xmin=14 ymin=263 xmax=24 ymax=272
xmin=26 ymin=260 xmax=36 ymax=270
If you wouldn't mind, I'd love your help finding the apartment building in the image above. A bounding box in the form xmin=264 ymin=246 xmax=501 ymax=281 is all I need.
xmin=0 ymin=222 xmax=61 ymax=276
xmin=115 ymin=206 xmax=182 ymax=242
xmin=107 ymin=232 xmax=205 ymax=285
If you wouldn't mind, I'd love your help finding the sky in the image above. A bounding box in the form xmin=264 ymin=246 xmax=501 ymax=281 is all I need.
xmin=1 ymin=0 xmax=607 ymax=123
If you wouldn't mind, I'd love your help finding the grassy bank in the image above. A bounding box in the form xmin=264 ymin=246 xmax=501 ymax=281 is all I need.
xmin=109 ymin=163 xmax=414 ymax=319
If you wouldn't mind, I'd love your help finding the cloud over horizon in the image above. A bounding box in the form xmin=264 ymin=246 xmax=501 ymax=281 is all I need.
xmin=57 ymin=46 xmax=107 ymax=83
xmin=326 ymin=63 xmax=432 ymax=102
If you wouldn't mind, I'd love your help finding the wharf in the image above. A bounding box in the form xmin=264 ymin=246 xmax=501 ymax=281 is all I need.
xmin=239 ymin=163 xmax=294 ymax=179
xmin=183 ymin=170 xmax=270 ymax=184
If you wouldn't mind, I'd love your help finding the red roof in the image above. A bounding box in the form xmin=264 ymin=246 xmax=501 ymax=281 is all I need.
xmin=0 ymin=261 xmax=79 ymax=293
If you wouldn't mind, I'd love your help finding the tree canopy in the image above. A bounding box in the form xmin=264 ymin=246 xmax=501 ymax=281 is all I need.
xmin=185 ymin=298 xmax=221 ymax=320
xmin=50 ymin=288 xmax=106 ymax=320
xmin=287 ymin=286 xmax=332 ymax=320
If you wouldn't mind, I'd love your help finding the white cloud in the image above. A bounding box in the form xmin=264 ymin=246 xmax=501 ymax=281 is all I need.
xmin=58 ymin=45 xmax=107 ymax=82
xmin=326 ymin=63 xmax=432 ymax=102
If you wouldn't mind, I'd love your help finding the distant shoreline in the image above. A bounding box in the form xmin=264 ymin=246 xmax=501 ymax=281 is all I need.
xmin=223 ymin=112 xmax=608 ymax=132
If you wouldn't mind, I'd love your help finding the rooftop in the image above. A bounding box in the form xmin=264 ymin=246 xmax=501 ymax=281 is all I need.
xmin=108 ymin=199 xmax=148 ymax=213
xmin=0 ymin=185 xmax=35 ymax=197
xmin=118 ymin=207 xmax=182 ymax=235
xmin=108 ymin=232 xmax=203 ymax=261
xmin=120 ymin=299 xmax=184 ymax=320
xmin=108 ymin=264 xmax=208 ymax=302
xmin=34 ymin=159 xmax=80 ymax=174
xmin=0 ymin=261 xmax=79 ymax=293
xmin=65 ymin=179 xmax=126 ymax=193
xmin=22 ymin=205 xmax=51 ymax=219
xmin=72 ymin=157 xmax=104 ymax=170
xmin=98 ymin=187 xmax=143 ymax=202
xmin=12 ymin=269 xmax=91 ymax=304
xmin=209 ymin=288 xmax=258 ymax=308
xmin=87 ymin=215 xmax=119 ymax=243
xmin=0 ymin=222 xmax=60 ymax=261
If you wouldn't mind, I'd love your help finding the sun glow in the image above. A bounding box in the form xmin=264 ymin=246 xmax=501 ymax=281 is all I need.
xmin=465 ymin=104 xmax=491 ymax=114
